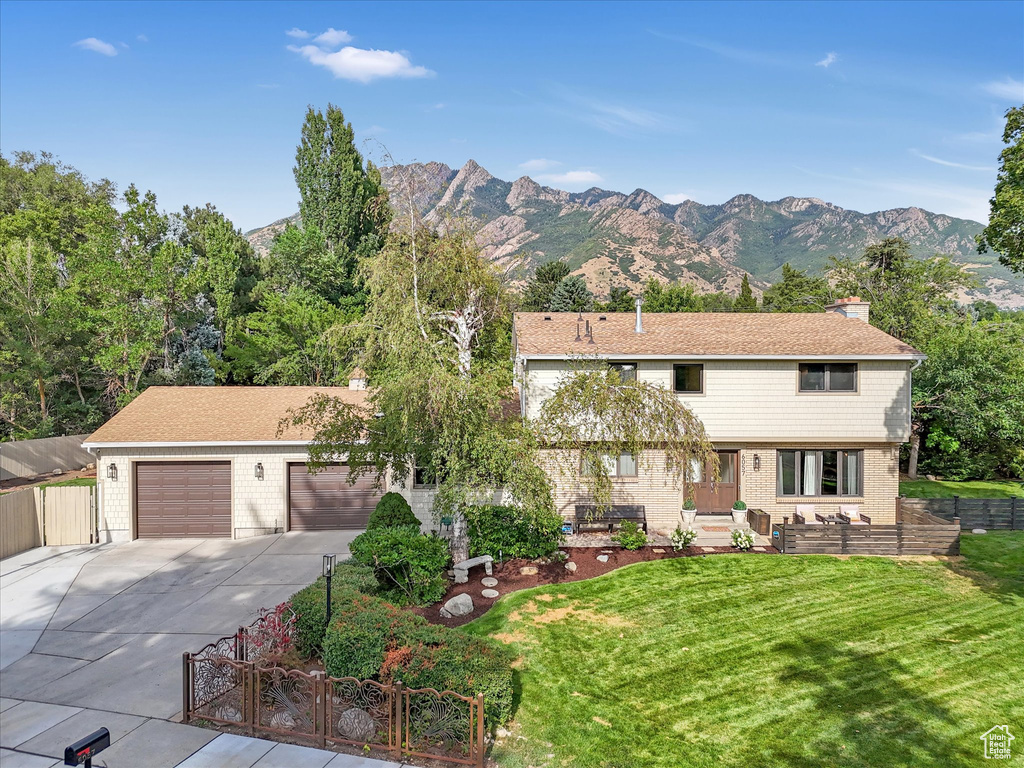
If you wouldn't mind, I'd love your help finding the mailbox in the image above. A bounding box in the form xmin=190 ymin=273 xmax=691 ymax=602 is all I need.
xmin=64 ymin=728 xmax=110 ymax=767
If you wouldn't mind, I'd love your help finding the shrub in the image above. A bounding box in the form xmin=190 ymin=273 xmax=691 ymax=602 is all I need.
xmin=367 ymin=492 xmax=419 ymax=530
xmin=349 ymin=525 xmax=451 ymax=606
xmin=670 ymin=525 xmax=697 ymax=550
xmin=732 ymin=529 xmax=755 ymax=550
xmin=732 ymin=500 xmax=747 ymax=511
xmin=466 ymin=504 xmax=565 ymax=560
xmin=612 ymin=520 xmax=647 ymax=550
xmin=683 ymin=498 xmax=697 ymax=511
xmin=322 ymin=589 xmax=515 ymax=726
xmin=287 ymin=565 xmax=378 ymax=658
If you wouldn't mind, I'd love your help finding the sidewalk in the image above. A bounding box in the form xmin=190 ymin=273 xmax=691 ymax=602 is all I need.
xmin=0 ymin=698 xmax=406 ymax=767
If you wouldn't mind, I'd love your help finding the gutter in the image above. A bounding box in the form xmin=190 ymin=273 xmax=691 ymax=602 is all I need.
xmin=518 ymin=353 xmax=927 ymax=362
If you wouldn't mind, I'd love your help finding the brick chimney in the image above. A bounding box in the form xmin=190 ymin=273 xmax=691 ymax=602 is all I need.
xmin=825 ymin=296 xmax=870 ymax=323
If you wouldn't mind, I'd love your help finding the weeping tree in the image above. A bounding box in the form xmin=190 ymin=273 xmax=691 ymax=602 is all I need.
xmin=282 ymin=218 xmax=555 ymax=562
xmin=535 ymin=363 xmax=718 ymax=518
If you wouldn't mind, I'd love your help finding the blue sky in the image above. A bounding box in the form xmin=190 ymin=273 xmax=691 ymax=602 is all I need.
xmin=2 ymin=0 xmax=1021 ymax=231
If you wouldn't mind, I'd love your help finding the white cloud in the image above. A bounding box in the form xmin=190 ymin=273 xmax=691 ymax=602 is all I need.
xmin=313 ymin=27 xmax=353 ymax=47
xmin=910 ymin=149 xmax=995 ymax=172
xmin=118 ymin=41 xmax=129 ymax=49
xmin=663 ymin=193 xmax=694 ymax=204
xmin=73 ymin=37 xmax=117 ymax=56
xmin=537 ymin=170 xmax=604 ymax=187
xmin=288 ymin=44 xmax=433 ymax=84
xmin=519 ymin=158 xmax=561 ymax=172
xmin=982 ymin=77 xmax=1024 ymax=101
xmin=136 ymin=34 xmax=148 ymax=43
xmin=286 ymin=27 xmax=311 ymax=39
xmin=816 ymin=52 xmax=838 ymax=68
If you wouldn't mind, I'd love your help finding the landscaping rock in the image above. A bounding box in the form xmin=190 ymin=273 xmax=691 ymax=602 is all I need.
xmin=270 ymin=712 xmax=295 ymax=730
xmin=337 ymin=708 xmax=376 ymax=742
xmin=496 ymin=727 xmax=512 ymax=739
xmin=973 ymin=528 xmax=987 ymax=534
xmin=440 ymin=593 xmax=475 ymax=618
xmin=519 ymin=566 xmax=538 ymax=576
xmin=565 ymin=561 xmax=578 ymax=573
xmin=597 ymin=555 xmax=609 ymax=563
xmin=481 ymin=588 xmax=499 ymax=599
xmin=52 ymin=469 xmax=63 ymax=476
xmin=214 ymin=706 xmax=242 ymax=723
xmin=481 ymin=577 xmax=498 ymax=587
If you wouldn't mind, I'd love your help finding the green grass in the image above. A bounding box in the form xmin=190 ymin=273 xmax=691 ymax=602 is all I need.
xmin=465 ymin=534 xmax=1024 ymax=767
xmin=39 ymin=477 xmax=96 ymax=489
xmin=900 ymin=479 xmax=1024 ymax=499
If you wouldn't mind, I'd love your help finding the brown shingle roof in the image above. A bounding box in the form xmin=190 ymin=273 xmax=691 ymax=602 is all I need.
xmin=84 ymin=386 xmax=369 ymax=444
xmin=514 ymin=312 xmax=922 ymax=358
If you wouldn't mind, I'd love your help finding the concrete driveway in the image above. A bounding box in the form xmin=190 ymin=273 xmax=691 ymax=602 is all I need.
xmin=0 ymin=532 xmax=380 ymax=767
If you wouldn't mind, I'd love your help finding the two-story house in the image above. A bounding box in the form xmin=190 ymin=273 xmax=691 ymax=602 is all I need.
xmin=513 ymin=298 xmax=923 ymax=531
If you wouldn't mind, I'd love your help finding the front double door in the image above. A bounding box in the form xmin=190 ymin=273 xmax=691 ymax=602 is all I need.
xmin=690 ymin=451 xmax=739 ymax=514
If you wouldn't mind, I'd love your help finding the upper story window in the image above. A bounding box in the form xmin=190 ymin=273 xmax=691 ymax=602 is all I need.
xmin=609 ymin=362 xmax=637 ymax=382
xmin=673 ymin=363 xmax=704 ymax=394
xmin=413 ymin=466 xmax=436 ymax=488
xmin=798 ymin=363 xmax=857 ymax=392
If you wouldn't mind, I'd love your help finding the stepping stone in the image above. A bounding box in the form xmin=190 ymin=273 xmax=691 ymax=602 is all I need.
xmin=653 ymin=548 xmax=666 ymax=553
xmin=520 ymin=566 xmax=538 ymax=575
xmin=701 ymin=546 xmax=716 ymax=552
xmin=596 ymin=555 xmax=609 ymax=563
xmin=601 ymin=550 xmax=615 ymax=553
xmin=481 ymin=589 xmax=499 ymax=599
xmin=481 ymin=577 xmax=498 ymax=587
xmin=972 ymin=528 xmax=987 ymax=534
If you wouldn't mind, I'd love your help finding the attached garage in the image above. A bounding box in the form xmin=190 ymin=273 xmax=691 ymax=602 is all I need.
xmin=288 ymin=463 xmax=381 ymax=531
xmin=135 ymin=461 xmax=231 ymax=538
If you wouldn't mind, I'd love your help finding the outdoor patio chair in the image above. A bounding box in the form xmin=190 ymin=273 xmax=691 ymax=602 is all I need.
xmin=795 ymin=504 xmax=822 ymax=524
xmin=838 ymin=505 xmax=871 ymax=525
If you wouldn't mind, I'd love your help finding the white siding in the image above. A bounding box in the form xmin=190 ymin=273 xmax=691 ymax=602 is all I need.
xmin=522 ymin=359 xmax=912 ymax=443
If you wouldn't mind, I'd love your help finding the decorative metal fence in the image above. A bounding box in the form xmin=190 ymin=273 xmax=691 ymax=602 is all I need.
xmin=182 ymin=616 xmax=486 ymax=767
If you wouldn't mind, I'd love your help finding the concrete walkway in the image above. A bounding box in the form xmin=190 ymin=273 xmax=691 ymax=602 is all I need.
xmin=0 ymin=533 xmax=408 ymax=767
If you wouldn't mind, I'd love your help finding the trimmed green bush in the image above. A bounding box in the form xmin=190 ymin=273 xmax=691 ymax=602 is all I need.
xmin=322 ymin=590 xmax=515 ymax=726
xmin=349 ymin=525 xmax=450 ymax=606
xmin=466 ymin=504 xmax=565 ymax=560
xmin=612 ymin=520 xmax=647 ymax=550
xmin=288 ymin=565 xmax=377 ymax=658
xmin=367 ymin=492 xmax=419 ymax=530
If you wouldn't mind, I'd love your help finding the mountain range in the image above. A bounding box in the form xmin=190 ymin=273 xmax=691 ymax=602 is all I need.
xmin=245 ymin=160 xmax=1023 ymax=307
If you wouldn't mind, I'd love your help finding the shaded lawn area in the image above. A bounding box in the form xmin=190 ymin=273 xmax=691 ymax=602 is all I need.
xmin=40 ymin=477 xmax=96 ymax=488
xmin=900 ymin=478 xmax=1024 ymax=498
xmin=465 ymin=533 xmax=1024 ymax=768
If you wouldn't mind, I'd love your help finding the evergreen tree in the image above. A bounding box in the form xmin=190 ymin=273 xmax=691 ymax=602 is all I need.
xmin=734 ymin=274 xmax=757 ymax=312
xmin=549 ymin=275 xmax=594 ymax=312
xmin=521 ymin=260 xmax=571 ymax=311
xmin=761 ymin=263 xmax=831 ymax=312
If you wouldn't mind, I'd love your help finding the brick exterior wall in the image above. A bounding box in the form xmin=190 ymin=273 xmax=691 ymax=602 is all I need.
xmin=540 ymin=443 xmax=900 ymax=536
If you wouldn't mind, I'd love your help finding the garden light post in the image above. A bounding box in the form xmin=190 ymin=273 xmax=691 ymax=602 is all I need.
xmin=323 ymin=554 xmax=336 ymax=623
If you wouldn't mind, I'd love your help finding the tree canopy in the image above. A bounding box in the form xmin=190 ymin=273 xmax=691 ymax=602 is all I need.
xmin=977 ymin=106 xmax=1024 ymax=274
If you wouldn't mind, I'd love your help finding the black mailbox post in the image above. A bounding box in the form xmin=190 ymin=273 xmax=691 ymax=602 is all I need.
xmin=64 ymin=728 xmax=110 ymax=767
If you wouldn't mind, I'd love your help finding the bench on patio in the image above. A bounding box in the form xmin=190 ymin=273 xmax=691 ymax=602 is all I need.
xmin=573 ymin=504 xmax=646 ymax=534
xmin=453 ymin=554 xmax=493 ymax=584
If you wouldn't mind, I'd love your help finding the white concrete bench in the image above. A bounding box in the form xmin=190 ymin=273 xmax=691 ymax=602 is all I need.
xmin=453 ymin=555 xmax=493 ymax=584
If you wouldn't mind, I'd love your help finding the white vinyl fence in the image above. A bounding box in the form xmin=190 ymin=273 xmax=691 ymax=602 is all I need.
xmin=0 ymin=434 xmax=92 ymax=482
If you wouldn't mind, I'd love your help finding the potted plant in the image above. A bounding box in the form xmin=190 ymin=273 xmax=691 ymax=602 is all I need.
xmin=731 ymin=500 xmax=747 ymax=525
xmin=681 ymin=498 xmax=697 ymax=524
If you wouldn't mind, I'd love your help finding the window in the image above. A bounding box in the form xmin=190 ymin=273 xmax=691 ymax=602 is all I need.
xmin=583 ymin=452 xmax=637 ymax=477
xmin=413 ymin=466 xmax=436 ymax=487
xmin=609 ymin=362 xmax=637 ymax=382
xmin=673 ymin=364 xmax=703 ymax=393
xmin=777 ymin=450 xmax=862 ymax=497
xmin=799 ymin=363 xmax=857 ymax=392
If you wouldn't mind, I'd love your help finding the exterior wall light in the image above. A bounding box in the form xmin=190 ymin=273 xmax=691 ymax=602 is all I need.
xmin=107 ymin=463 xmax=118 ymax=481
xmin=254 ymin=462 xmax=264 ymax=480
xmin=753 ymin=454 xmax=761 ymax=472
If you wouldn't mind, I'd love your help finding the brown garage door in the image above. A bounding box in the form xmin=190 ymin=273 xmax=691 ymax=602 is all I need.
xmin=135 ymin=461 xmax=231 ymax=538
xmin=288 ymin=463 xmax=380 ymax=531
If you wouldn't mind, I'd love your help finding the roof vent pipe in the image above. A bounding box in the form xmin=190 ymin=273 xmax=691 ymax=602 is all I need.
xmin=634 ymin=297 xmax=644 ymax=334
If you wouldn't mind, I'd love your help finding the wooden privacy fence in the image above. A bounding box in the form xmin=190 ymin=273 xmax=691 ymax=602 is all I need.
xmin=772 ymin=507 xmax=960 ymax=556
xmin=899 ymin=496 xmax=1024 ymax=531
xmin=0 ymin=486 xmax=97 ymax=559
xmin=0 ymin=434 xmax=91 ymax=481
xmin=183 ymin=620 xmax=486 ymax=767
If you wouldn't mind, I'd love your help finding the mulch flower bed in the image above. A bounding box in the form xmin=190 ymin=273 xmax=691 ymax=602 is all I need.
xmin=410 ymin=545 xmax=778 ymax=628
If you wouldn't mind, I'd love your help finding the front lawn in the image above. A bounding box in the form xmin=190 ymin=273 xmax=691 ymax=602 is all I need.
xmin=465 ymin=533 xmax=1024 ymax=767
xmin=900 ymin=478 xmax=1023 ymax=498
